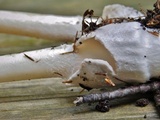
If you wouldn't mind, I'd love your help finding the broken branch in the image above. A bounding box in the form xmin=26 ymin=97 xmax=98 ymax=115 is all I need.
xmin=74 ymin=81 xmax=160 ymax=105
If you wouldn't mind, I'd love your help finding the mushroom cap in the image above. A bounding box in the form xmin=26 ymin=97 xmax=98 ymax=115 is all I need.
xmin=68 ymin=21 xmax=160 ymax=88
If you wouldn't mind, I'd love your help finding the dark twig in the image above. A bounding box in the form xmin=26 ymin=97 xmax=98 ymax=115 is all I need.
xmin=24 ymin=53 xmax=40 ymax=63
xmin=154 ymin=89 xmax=160 ymax=109
xmin=74 ymin=81 xmax=160 ymax=106
xmin=140 ymin=0 xmax=160 ymax=28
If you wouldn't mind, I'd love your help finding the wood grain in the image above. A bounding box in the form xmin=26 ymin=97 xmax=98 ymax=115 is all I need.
xmin=0 ymin=78 xmax=159 ymax=120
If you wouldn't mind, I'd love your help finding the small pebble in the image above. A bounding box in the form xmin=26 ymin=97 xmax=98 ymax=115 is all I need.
xmin=95 ymin=100 xmax=110 ymax=112
xmin=144 ymin=114 xmax=147 ymax=119
xmin=135 ymin=98 xmax=149 ymax=107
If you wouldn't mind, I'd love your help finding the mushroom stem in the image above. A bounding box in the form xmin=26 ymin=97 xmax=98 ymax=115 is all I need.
xmin=0 ymin=45 xmax=83 ymax=82
xmin=0 ymin=11 xmax=82 ymax=42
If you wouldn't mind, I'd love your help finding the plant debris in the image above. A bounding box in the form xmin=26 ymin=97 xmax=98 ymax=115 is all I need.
xmin=81 ymin=0 xmax=160 ymax=36
xmin=24 ymin=53 xmax=39 ymax=63
xmin=82 ymin=9 xmax=101 ymax=35
xmin=139 ymin=0 xmax=160 ymax=28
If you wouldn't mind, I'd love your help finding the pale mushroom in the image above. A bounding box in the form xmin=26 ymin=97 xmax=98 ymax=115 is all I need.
xmin=0 ymin=4 xmax=146 ymax=88
xmin=0 ymin=1 xmax=160 ymax=110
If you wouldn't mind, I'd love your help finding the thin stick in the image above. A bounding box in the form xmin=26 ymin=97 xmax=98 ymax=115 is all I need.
xmin=74 ymin=81 xmax=160 ymax=106
xmin=154 ymin=89 xmax=160 ymax=109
